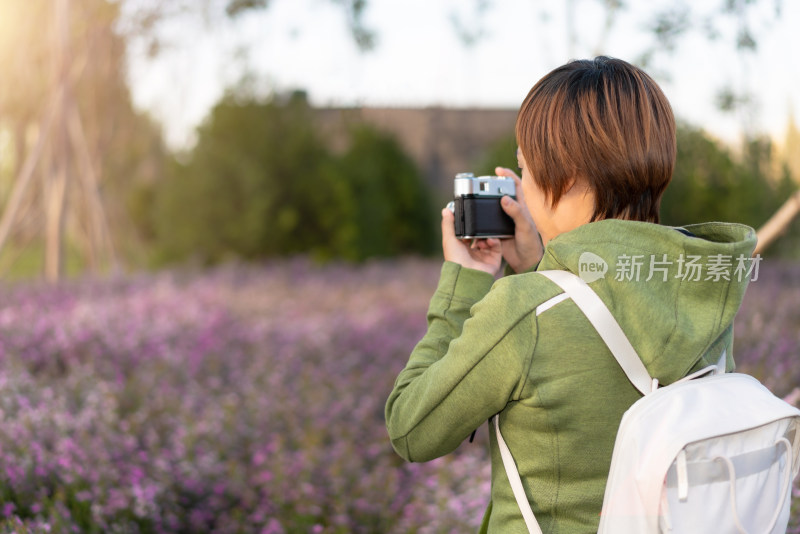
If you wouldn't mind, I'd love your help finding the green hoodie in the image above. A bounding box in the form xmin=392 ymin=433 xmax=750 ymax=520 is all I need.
xmin=385 ymin=219 xmax=757 ymax=534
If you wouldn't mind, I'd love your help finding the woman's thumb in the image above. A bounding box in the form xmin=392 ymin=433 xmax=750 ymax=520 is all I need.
xmin=441 ymin=207 xmax=456 ymax=240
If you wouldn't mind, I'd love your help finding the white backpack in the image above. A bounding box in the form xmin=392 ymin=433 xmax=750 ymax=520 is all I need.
xmin=495 ymin=270 xmax=800 ymax=534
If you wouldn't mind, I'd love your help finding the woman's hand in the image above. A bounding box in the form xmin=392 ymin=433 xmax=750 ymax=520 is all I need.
xmin=441 ymin=208 xmax=503 ymax=276
xmin=495 ymin=167 xmax=544 ymax=273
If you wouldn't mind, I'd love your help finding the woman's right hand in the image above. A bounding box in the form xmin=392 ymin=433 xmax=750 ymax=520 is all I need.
xmin=495 ymin=167 xmax=544 ymax=273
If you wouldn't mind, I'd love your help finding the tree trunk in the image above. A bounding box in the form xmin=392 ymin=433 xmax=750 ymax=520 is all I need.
xmin=43 ymin=0 xmax=71 ymax=282
xmin=44 ymin=138 xmax=68 ymax=282
xmin=0 ymin=99 xmax=58 ymax=255
xmin=12 ymin=121 xmax=27 ymax=193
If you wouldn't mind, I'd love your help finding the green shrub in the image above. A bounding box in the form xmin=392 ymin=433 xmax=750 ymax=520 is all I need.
xmin=138 ymin=91 xmax=436 ymax=266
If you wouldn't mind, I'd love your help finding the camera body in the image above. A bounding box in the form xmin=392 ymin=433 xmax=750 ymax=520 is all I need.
xmin=451 ymin=173 xmax=516 ymax=239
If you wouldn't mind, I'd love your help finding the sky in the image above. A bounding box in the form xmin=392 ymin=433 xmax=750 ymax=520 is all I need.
xmin=126 ymin=0 xmax=800 ymax=151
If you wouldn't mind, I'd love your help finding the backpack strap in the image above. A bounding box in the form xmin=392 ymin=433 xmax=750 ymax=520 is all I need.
xmin=538 ymin=270 xmax=655 ymax=396
xmin=494 ymin=415 xmax=543 ymax=534
xmin=495 ymin=269 xmax=655 ymax=533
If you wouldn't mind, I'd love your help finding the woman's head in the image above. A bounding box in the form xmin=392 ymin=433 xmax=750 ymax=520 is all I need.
xmin=515 ymin=56 xmax=676 ymax=228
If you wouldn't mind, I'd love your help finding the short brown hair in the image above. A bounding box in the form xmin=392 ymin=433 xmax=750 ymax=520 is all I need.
xmin=515 ymin=56 xmax=676 ymax=223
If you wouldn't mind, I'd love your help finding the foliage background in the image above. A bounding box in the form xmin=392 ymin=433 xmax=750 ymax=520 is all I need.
xmin=1 ymin=0 xmax=799 ymax=274
xmin=132 ymin=90 xmax=436 ymax=265
xmin=477 ymin=126 xmax=800 ymax=259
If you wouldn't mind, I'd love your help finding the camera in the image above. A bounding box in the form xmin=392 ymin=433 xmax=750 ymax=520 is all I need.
xmin=448 ymin=173 xmax=516 ymax=239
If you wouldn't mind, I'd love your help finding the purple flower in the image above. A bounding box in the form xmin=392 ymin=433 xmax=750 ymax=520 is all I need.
xmin=2 ymin=502 xmax=15 ymax=517
xmin=0 ymin=258 xmax=791 ymax=531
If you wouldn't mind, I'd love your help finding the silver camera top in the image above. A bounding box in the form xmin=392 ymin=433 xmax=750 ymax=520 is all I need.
xmin=454 ymin=172 xmax=516 ymax=197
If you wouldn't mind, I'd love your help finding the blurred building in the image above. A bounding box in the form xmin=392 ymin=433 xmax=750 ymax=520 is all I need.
xmin=316 ymin=107 xmax=517 ymax=199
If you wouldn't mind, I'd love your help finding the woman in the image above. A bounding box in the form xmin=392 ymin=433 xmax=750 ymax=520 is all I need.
xmin=385 ymin=56 xmax=756 ymax=533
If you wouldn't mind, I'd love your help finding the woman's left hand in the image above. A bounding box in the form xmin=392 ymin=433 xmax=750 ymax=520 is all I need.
xmin=441 ymin=208 xmax=503 ymax=276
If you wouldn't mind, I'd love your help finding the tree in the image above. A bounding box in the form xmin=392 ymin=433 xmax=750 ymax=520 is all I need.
xmin=660 ymin=125 xmax=786 ymax=230
xmin=144 ymin=89 xmax=435 ymax=265
xmin=119 ymin=0 xmax=376 ymax=55
xmin=0 ymin=0 xmax=168 ymax=279
xmin=332 ymin=125 xmax=437 ymax=260
xmin=657 ymin=125 xmax=800 ymax=258
xmin=147 ymin=91 xmax=327 ymax=263
xmin=450 ymin=0 xmax=781 ymax=126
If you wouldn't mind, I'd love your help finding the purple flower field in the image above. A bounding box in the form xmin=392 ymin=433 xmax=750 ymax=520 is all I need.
xmin=0 ymin=257 xmax=797 ymax=533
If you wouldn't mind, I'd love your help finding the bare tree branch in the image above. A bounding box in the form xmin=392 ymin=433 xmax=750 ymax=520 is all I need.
xmin=755 ymin=190 xmax=800 ymax=256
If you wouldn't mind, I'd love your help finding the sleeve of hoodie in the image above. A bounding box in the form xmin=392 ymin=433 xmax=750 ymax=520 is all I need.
xmin=385 ymin=261 xmax=538 ymax=462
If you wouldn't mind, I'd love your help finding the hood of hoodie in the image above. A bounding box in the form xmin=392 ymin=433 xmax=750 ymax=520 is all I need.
xmin=537 ymin=219 xmax=757 ymax=383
